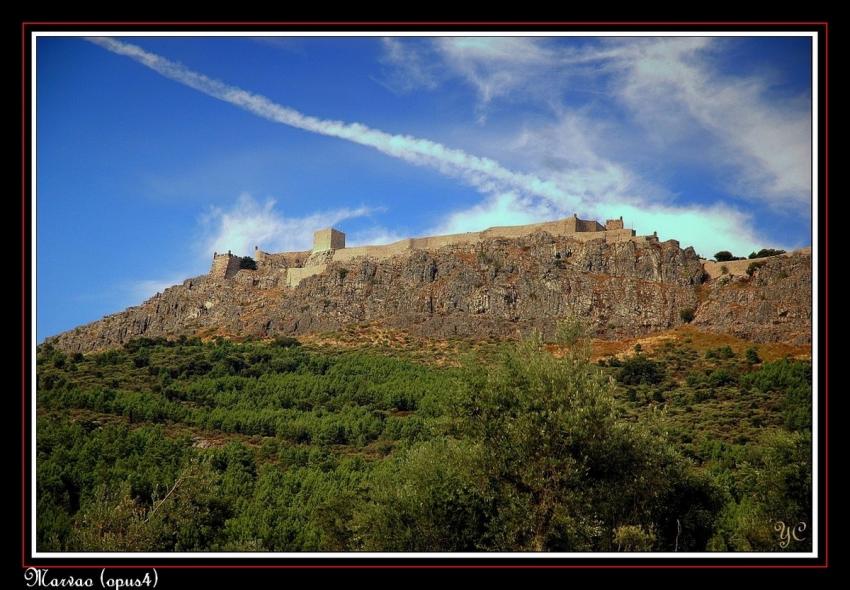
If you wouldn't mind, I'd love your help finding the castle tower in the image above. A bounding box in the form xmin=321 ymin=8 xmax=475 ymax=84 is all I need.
xmin=605 ymin=216 xmax=624 ymax=230
xmin=210 ymin=251 xmax=242 ymax=279
xmin=313 ymin=227 xmax=346 ymax=251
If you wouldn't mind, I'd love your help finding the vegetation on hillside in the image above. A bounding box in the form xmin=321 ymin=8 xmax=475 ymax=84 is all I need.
xmin=714 ymin=251 xmax=743 ymax=262
xmin=749 ymin=249 xmax=786 ymax=259
xmin=239 ymin=256 xmax=258 ymax=270
xmin=36 ymin=327 xmax=812 ymax=552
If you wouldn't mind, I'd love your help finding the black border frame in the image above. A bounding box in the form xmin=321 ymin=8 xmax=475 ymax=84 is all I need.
xmin=16 ymin=19 xmax=831 ymax=578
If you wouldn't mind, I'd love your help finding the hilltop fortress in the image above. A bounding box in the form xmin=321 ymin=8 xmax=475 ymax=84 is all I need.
xmin=210 ymin=214 xmax=661 ymax=287
xmin=47 ymin=212 xmax=811 ymax=353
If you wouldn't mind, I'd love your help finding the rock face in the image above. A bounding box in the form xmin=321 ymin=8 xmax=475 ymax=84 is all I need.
xmin=693 ymin=251 xmax=813 ymax=345
xmin=46 ymin=233 xmax=812 ymax=353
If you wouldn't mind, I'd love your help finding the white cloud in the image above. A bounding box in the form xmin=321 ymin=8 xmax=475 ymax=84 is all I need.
xmin=114 ymin=196 xmax=378 ymax=305
xmin=90 ymin=37 xmax=805 ymax=261
xmin=598 ymin=202 xmax=774 ymax=258
xmin=380 ymin=37 xmax=560 ymax=109
xmin=382 ymin=36 xmax=811 ymax=210
xmin=378 ymin=38 xmax=439 ymax=93
xmin=198 ymin=193 xmax=373 ymax=257
xmin=123 ymin=275 xmax=188 ymax=303
xmin=434 ymin=37 xmax=558 ymax=109
xmin=88 ymin=37 xmax=570 ymax=206
xmin=347 ymin=226 xmax=407 ymax=247
xmin=503 ymin=113 xmax=655 ymax=211
xmin=603 ymin=37 xmax=811 ymax=207
xmin=429 ymin=192 xmax=556 ymax=235
xmin=430 ymin=190 xmax=774 ymax=258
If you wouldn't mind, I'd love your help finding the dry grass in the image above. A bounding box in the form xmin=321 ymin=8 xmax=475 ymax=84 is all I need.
xmin=196 ymin=321 xmax=810 ymax=367
xmin=298 ymin=323 xmax=478 ymax=366
xmin=589 ymin=325 xmax=810 ymax=362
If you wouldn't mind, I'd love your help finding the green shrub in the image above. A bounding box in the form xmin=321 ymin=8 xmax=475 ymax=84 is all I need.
xmin=132 ymin=353 xmax=150 ymax=368
xmin=748 ymin=248 xmax=786 ymax=259
xmin=679 ymin=308 xmax=695 ymax=323
xmin=705 ymin=346 xmax=735 ymax=360
xmin=746 ymin=261 xmax=766 ymax=276
xmin=359 ymin=329 xmax=716 ymax=551
xmin=35 ymin=330 xmax=808 ymax=552
xmin=617 ymin=355 xmax=665 ymax=386
xmin=741 ymin=359 xmax=811 ymax=431
xmin=714 ymin=251 xmax=736 ymax=262
xmin=686 ymin=372 xmax=706 ymax=388
xmin=694 ymin=389 xmax=714 ymax=402
xmin=272 ymin=336 xmax=301 ymax=348
xmin=239 ymin=256 xmax=258 ymax=270
xmin=614 ymin=525 xmax=656 ymax=551
xmin=708 ymin=368 xmax=737 ymax=387
xmin=745 ymin=347 xmax=761 ymax=365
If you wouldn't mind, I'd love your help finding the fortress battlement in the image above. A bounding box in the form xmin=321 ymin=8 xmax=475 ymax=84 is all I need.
xmin=209 ymin=250 xmax=243 ymax=280
xmin=211 ymin=214 xmax=656 ymax=287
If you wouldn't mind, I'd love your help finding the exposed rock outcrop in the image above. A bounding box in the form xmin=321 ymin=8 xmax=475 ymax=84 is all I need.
xmin=46 ymin=233 xmax=811 ymax=353
xmin=692 ymin=250 xmax=812 ymax=345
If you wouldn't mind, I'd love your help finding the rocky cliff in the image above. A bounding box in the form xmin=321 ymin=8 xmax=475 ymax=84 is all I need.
xmin=46 ymin=233 xmax=812 ymax=353
xmin=692 ymin=252 xmax=812 ymax=345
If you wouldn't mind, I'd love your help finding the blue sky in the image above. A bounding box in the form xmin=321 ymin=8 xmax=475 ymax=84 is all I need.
xmin=36 ymin=35 xmax=813 ymax=340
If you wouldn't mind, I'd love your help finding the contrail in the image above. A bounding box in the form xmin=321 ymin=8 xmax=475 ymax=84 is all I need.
xmin=83 ymin=37 xmax=781 ymax=256
xmin=86 ymin=37 xmax=577 ymax=208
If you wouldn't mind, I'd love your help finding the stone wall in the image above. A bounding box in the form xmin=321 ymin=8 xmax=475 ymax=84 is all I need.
xmin=702 ymin=249 xmax=796 ymax=279
xmin=213 ymin=215 xmax=654 ymax=286
xmin=603 ymin=228 xmax=639 ymax=243
xmin=332 ymin=217 xmax=625 ymax=266
xmin=702 ymin=258 xmax=754 ymax=279
xmin=576 ymin=218 xmax=605 ymax=232
xmin=209 ymin=252 xmax=242 ymax=280
xmin=296 ymin=217 xmax=647 ymax=285
xmin=701 ymin=249 xmax=806 ymax=279
xmin=333 ymin=241 xmax=415 ymax=263
xmin=255 ymin=248 xmax=311 ymax=269
xmin=313 ymin=228 xmax=345 ymax=251
xmin=285 ymin=264 xmax=327 ymax=288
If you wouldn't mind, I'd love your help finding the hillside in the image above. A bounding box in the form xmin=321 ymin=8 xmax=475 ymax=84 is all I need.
xmin=46 ymin=232 xmax=812 ymax=353
xmin=36 ymin=328 xmax=812 ymax=552
xmin=37 ymin=225 xmax=814 ymax=553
